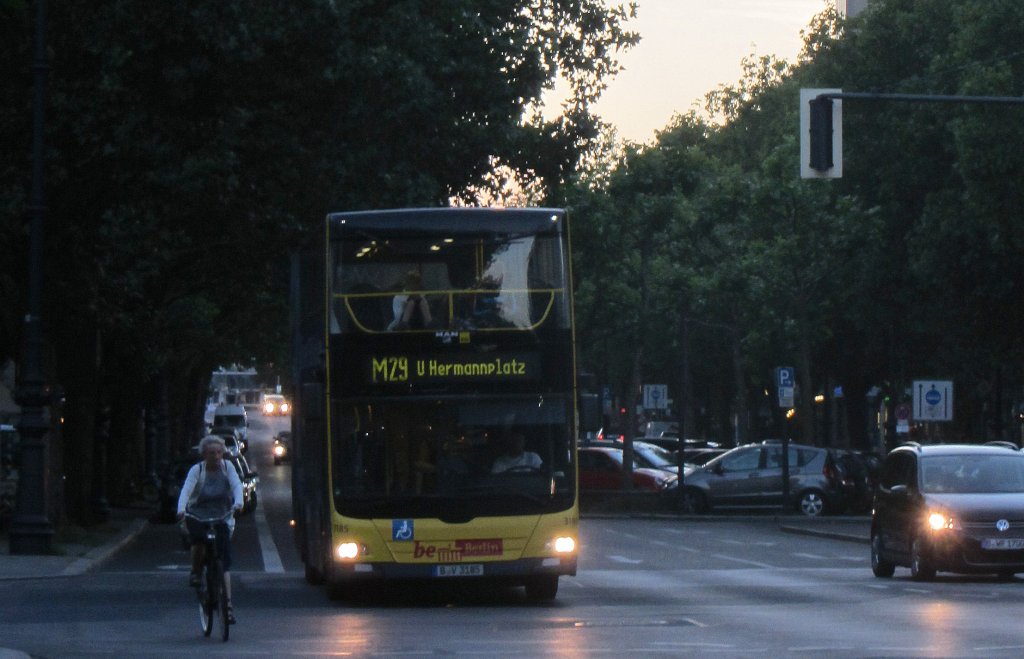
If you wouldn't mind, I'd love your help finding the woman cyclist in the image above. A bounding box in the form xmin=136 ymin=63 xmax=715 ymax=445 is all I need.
xmin=177 ymin=435 xmax=244 ymax=623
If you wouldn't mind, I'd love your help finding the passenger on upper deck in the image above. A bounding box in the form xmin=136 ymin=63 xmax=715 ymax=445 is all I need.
xmin=388 ymin=270 xmax=433 ymax=330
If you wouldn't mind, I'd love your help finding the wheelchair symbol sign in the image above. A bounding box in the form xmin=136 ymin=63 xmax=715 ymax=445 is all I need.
xmin=392 ymin=519 xmax=414 ymax=541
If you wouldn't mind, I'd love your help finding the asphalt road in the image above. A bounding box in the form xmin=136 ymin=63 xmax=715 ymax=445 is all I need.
xmin=3 ymin=416 xmax=1024 ymax=657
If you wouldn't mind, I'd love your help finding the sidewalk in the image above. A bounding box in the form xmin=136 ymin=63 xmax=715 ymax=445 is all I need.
xmin=0 ymin=506 xmax=150 ymax=580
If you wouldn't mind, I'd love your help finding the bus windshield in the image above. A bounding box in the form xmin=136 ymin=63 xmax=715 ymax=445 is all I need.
xmin=331 ymin=397 xmax=575 ymax=520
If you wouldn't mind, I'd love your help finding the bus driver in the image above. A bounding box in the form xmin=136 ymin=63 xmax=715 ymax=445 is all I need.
xmin=491 ymin=431 xmax=542 ymax=473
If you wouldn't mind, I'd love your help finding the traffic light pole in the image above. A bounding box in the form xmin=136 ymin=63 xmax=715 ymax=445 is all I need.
xmin=805 ymin=89 xmax=1024 ymax=177
xmin=11 ymin=0 xmax=55 ymax=554
xmin=814 ymin=91 xmax=1024 ymax=106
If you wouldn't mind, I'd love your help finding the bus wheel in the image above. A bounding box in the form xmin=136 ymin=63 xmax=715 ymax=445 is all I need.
xmin=326 ymin=581 xmax=349 ymax=601
xmin=304 ymin=563 xmax=324 ymax=586
xmin=525 ymin=576 xmax=558 ymax=602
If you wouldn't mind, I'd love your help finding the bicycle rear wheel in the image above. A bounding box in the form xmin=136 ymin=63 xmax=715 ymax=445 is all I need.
xmin=215 ymin=559 xmax=230 ymax=642
xmin=198 ymin=567 xmax=213 ymax=637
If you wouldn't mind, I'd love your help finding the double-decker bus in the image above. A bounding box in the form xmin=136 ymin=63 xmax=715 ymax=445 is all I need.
xmin=290 ymin=207 xmax=588 ymax=600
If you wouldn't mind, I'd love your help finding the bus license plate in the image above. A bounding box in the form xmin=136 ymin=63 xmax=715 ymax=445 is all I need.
xmin=982 ymin=538 xmax=1024 ymax=550
xmin=434 ymin=564 xmax=484 ymax=577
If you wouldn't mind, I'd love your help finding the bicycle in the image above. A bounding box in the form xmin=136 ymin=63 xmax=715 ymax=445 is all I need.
xmin=183 ymin=510 xmax=234 ymax=641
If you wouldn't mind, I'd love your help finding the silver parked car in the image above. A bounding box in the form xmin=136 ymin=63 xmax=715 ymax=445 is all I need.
xmin=680 ymin=441 xmax=847 ymax=516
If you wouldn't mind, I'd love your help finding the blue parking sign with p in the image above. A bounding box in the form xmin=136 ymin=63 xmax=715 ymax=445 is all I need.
xmin=777 ymin=367 xmax=795 ymax=389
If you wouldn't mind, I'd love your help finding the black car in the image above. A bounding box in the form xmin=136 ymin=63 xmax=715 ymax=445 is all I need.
xmin=871 ymin=443 xmax=1024 ymax=580
xmin=209 ymin=425 xmax=247 ymax=455
xmin=228 ymin=453 xmax=259 ymax=514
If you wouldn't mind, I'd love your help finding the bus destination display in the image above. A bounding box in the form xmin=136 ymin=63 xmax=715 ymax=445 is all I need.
xmin=370 ymin=352 xmax=540 ymax=384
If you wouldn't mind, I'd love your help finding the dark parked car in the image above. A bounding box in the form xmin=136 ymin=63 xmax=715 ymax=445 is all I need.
xmin=681 ymin=441 xmax=847 ymax=516
xmin=209 ymin=425 xmax=247 ymax=455
xmin=228 ymin=453 xmax=259 ymax=514
xmin=632 ymin=440 xmax=681 ymax=474
xmin=871 ymin=443 xmax=1024 ymax=580
xmin=833 ymin=449 xmax=881 ymax=514
xmin=681 ymin=448 xmax=728 ymax=466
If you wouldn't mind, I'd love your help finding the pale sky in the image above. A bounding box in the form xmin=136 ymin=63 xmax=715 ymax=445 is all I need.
xmin=568 ymin=0 xmax=829 ymax=143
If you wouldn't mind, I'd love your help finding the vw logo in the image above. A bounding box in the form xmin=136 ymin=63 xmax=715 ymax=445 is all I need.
xmin=996 ymin=519 xmax=1010 ymax=532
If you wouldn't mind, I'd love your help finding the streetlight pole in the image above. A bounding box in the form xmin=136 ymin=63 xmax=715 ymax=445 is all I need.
xmin=11 ymin=0 xmax=55 ymax=554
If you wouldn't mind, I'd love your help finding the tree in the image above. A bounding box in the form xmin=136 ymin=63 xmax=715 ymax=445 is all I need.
xmin=0 ymin=0 xmax=639 ymax=524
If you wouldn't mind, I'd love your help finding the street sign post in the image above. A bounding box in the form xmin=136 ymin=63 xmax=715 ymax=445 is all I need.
xmin=776 ymin=367 xmax=795 ymax=408
xmin=774 ymin=366 xmax=795 ymax=513
xmin=643 ymin=384 xmax=668 ymax=410
xmin=913 ymin=380 xmax=953 ymax=421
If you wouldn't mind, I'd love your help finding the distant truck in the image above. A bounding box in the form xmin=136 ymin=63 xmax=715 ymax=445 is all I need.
xmin=212 ymin=404 xmax=248 ymax=442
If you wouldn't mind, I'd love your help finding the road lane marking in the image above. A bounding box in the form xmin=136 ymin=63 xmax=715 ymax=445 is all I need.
xmin=608 ymin=555 xmax=644 ymax=564
xmin=712 ymin=554 xmax=773 ymax=568
xmin=652 ymin=540 xmax=699 ymax=553
xmin=254 ymin=504 xmax=285 ymax=573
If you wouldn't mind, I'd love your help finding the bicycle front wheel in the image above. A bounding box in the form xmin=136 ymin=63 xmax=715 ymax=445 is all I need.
xmin=198 ymin=568 xmax=213 ymax=637
xmin=215 ymin=559 xmax=230 ymax=642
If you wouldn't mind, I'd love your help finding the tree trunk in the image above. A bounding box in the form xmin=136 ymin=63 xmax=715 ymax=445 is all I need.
xmin=55 ymin=324 xmax=99 ymax=526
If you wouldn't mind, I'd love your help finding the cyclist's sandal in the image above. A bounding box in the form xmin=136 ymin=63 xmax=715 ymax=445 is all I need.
xmin=227 ymin=603 xmax=236 ymax=624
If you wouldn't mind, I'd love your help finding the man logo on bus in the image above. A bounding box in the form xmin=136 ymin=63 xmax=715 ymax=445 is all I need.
xmin=392 ymin=519 xmax=414 ymax=541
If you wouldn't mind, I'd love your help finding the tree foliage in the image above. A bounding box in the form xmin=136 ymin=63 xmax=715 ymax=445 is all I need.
xmin=567 ymin=0 xmax=1024 ymax=448
xmin=0 ymin=0 xmax=637 ymax=523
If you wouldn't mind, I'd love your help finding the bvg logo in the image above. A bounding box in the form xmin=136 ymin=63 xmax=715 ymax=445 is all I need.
xmin=412 ymin=539 xmax=503 ymax=561
xmin=413 ymin=541 xmax=462 ymax=562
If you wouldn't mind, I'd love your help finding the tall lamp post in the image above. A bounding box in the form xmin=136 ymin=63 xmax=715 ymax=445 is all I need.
xmin=11 ymin=0 xmax=55 ymax=554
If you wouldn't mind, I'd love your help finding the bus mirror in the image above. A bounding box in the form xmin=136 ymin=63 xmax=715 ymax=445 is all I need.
xmin=578 ymin=393 xmax=600 ymax=433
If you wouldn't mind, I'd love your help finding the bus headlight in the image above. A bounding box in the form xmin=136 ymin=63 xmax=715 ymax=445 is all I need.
xmin=336 ymin=542 xmax=361 ymax=560
xmin=552 ymin=536 xmax=576 ymax=554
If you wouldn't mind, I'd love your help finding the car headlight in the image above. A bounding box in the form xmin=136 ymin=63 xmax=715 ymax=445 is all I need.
xmin=280 ymin=403 xmax=290 ymax=413
xmin=273 ymin=445 xmax=285 ymax=457
xmin=927 ymin=511 xmax=959 ymax=531
xmin=264 ymin=403 xmax=275 ymax=414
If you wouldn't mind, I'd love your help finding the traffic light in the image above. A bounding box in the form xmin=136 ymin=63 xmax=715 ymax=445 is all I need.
xmin=799 ymin=88 xmax=842 ymax=179
xmin=808 ymin=96 xmax=833 ymax=171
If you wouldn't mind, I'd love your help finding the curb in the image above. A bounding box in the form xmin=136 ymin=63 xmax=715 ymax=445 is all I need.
xmin=778 ymin=524 xmax=869 ymax=544
xmin=60 ymin=517 xmax=150 ymax=576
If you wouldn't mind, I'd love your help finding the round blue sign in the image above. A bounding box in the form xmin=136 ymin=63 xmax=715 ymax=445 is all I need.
xmin=925 ymin=389 xmax=942 ymax=405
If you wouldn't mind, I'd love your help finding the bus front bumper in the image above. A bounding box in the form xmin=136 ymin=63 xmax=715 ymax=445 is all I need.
xmin=329 ymin=555 xmax=577 ymax=581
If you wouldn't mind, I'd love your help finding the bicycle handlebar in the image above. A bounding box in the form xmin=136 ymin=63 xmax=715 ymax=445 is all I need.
xmin=183 ymin=510 xmax=235 ymax=524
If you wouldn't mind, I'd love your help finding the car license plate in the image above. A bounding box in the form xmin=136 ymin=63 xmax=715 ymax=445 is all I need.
xmin=981 ymin=538 xmax=1024 ymax=550
xmin=434 ymin=564 xmax=483 ymax=577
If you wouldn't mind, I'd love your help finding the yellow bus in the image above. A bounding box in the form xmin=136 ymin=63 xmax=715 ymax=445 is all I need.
xmin=290 ymin=207 xmax=587 ymax=600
